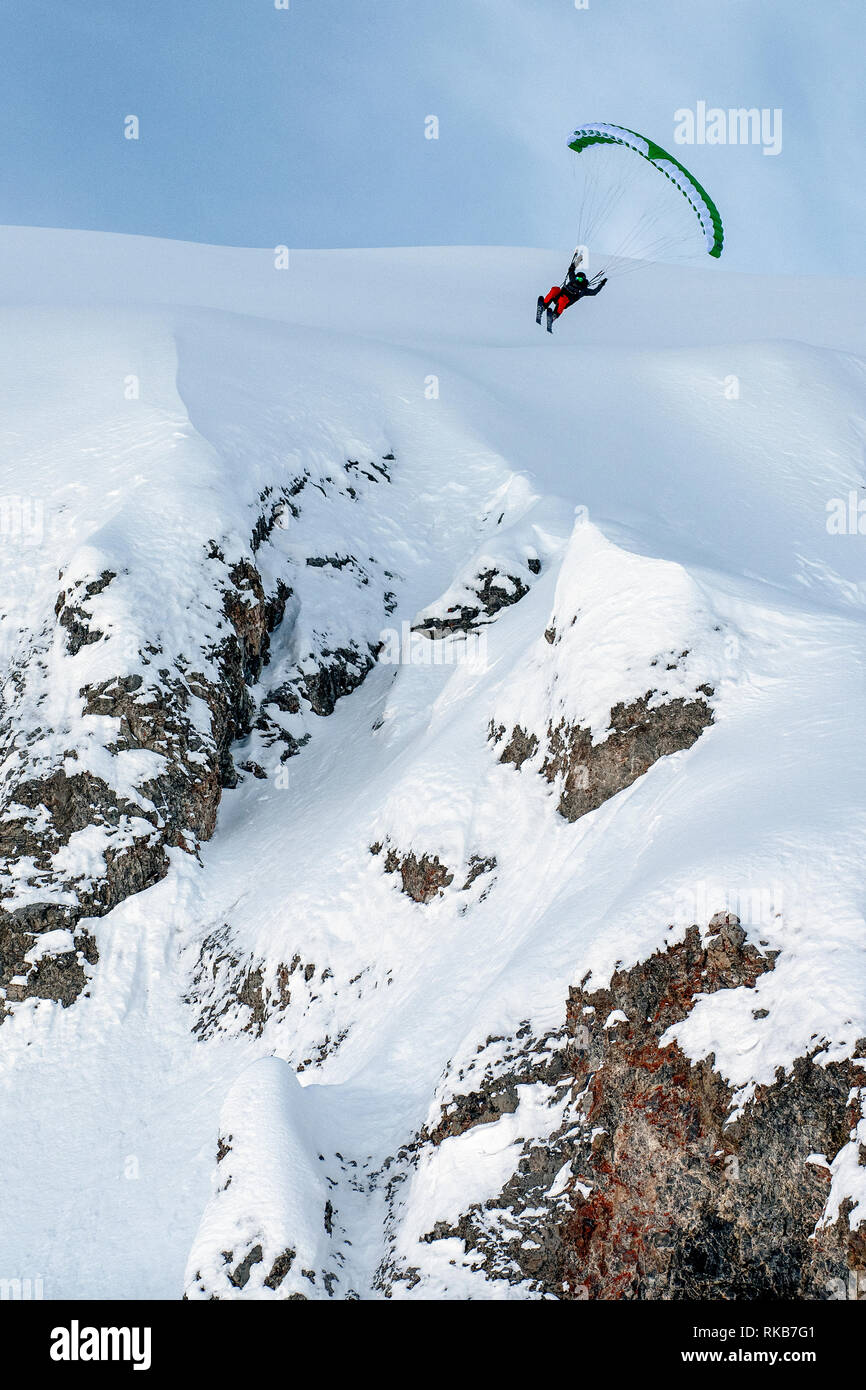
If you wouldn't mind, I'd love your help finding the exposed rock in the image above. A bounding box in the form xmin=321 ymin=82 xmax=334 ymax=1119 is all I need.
xmin=414 ymin=567 xmax=533 ymax=638
xmin=345 ymin=456 xmax=392 ymax=484
xmin=185 ymin=924 xmax=349 ymax=1066
xmin=461 ymin=855 xmax=497 ymax=891
xmin=0 ymin=926 xmax=98 ymax=1019
xmin=54 ymin=570 xmax=116 ymax=655
xmin=496 ymin=690 xmax=713 ymax=823
xmin=553 ymin=919 xmax=861 ymax=1300
xmin=0 ymin=767 xmax=161 ymax=856
xmin=263 ymin=1248 xmax=296 ymax=1290
xmin=373 ymin=843 xmax=454 ymax=904
xmin=305 ymin=554 xmax=355 ymax=571
xmin=0 ymin=545 xmax=290 ymax=1018
xmin=379 ymin=915 xmax=866 ymax=1300
xmin=83 ymin=674 xmax=225 ymax=837
xmin=243 ymin=461 xmax=400 ymax=765
xmin=186 ymin=925 xmax=294 ymax=1039
xmin=228 ymin=1243 xmax=263 ymax=1290
xmin=426 ymin=1030 xmax=566 ymax=1148
xmin=493 ymin=723 xmax=538 ymax=770
xmin=372 ymin=842 xmax=497 ymax=905
xmin=297 ymin=644 xmax=378 ymax=719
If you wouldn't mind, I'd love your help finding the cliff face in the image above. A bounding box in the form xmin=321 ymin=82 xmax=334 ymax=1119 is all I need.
xmin=0 ymin=434 xmax=396 ymax=1021
xmin=0 ymin=551 xmax=282 ymax=1014
xmin=2 ymin=248 xmax=865 ymax=1301
xmin=376 ymin=914 xmax=864 ymax=1300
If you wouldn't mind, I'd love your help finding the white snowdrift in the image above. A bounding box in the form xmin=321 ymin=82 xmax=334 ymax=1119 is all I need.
xmin=185 ymin=1056 xmax=339 ymax=1300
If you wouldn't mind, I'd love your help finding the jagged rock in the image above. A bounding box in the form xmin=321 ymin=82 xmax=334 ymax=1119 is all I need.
xmin=426 ymin=1034 xmax=565 ymax=1148
xmin=373 ymin=843 xmax=497 ymax=905
xmin=297 ymin=645 xmax=378 ymax=718
xmin=494 ymin=723 xmax=538 ymax=769
xmin=0 ymin=544 xmax=290 ymax=1018
xmin=305 ymin=554 xmax=354 ymax=571
xmin=461 ymin=855 xmax=497 ymax=891
xmin=0 ymin=925 xmax=97 ymax=1018
xmin=554 ymin=920 xmax=860 ymax=1299
xmin=185 ymin=926 xmax=348 ymax=1064
xmin=54 ymin=570 xmax=116 ymax=655
xmin=263 ymin=1248 xmax=296 ymax=1290
xmin=228 ymin=1243 xmax=263 ymax=1289
xmin=374 ymin=843 xmax=454 ymax=904
xmin=497 ymin=690 xmax=713 ymax=823
xmin=0 ymin=767 xmax=158 ymax=856
xmin=345 ymin=456 xmax=392 ymax=484
xmin=414 ymin=567 xmax=532 ymax=639
xmin=0 ymin=762 xmax=169 ymax=1008
xmin=243 ymin=462 xmax=400 ymax=765
xmin=83 ymin=675 xmax=223 ymax=838
xmin=254 ymin=641 xmax=380 ymax=762
xmin=187 ymin=926 xmax=294 ymax=1039
xmin=379 ymin=916 xmax=865 ymax=1300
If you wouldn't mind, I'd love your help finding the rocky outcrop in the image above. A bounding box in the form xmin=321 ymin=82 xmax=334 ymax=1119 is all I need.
xmin=55 ymin=570 xmax=116 ymax=655
xmin=378 ymin=914 xmax=866 ymax=1300
xmin=0 ymin=924 xmax=98 ymax=1016
xmin=253 ymin=639 xmax=380 ymax=762
xmin=247 ymin=458 xmax=400 ymax=762
xmin=379 ymin=846 xmax=454 ymax=904
xmin=0 ymin=543 xmax=290 ymax=1018
xmin=493 ymin=687 xmax=714 ymax=823
xmin=0 ymin=436 xmax=404 ymax=1021
xmin=187 ymin=927 xmax=294 ymax=1039
xmin=461 ymin=854 xmax=497 ymax=892
xmin=371 ymin=842 xmax=497 ymax=905
xmin=296 ymin=644 xmax=379 ymax=719
xmin=185 ymin=924 xmax=349 ymax=1069
xmin=414 ymin=565 xmax=536 ymax=639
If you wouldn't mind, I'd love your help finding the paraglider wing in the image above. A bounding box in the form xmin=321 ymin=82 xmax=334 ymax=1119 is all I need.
xmin=568 ymin=122 xmax=724 ymax=259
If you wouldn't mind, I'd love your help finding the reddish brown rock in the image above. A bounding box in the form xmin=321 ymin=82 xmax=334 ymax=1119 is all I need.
xmin=384 ymin=915 xmax=865 ymax=1300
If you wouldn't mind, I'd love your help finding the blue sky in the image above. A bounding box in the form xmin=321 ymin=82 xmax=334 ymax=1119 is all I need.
xmin=0 ymin=0 xmax=862 ymax=273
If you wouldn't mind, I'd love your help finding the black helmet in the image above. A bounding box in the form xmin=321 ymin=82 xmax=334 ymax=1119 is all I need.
xmin=574 ymin=271 xmax=588 ymax=285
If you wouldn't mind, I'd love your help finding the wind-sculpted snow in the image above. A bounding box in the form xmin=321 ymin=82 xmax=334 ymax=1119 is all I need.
xmin=185 ymin=1057 xmax=349 ymax=1299
xmin=0 ymin=234 xmax=864 ymax=1300
xmin=490 ymin=519 xmax=720 ymax=822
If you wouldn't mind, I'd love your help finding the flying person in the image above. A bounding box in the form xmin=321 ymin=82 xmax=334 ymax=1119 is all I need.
xmin=537 ymin=251 xmax=607 ymax=333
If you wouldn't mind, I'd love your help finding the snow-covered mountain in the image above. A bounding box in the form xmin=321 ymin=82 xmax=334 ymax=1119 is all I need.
xmin=1 ymin=228 xmax=865 ymax=1300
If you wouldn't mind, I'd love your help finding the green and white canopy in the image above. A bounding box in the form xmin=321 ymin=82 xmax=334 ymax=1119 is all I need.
xmin=568 ymin=122 xmax=725 ymax=261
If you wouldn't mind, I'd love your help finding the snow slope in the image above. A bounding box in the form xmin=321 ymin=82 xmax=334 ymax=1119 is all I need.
xmin=0 ymin=229 xmax=864 ymax=1298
